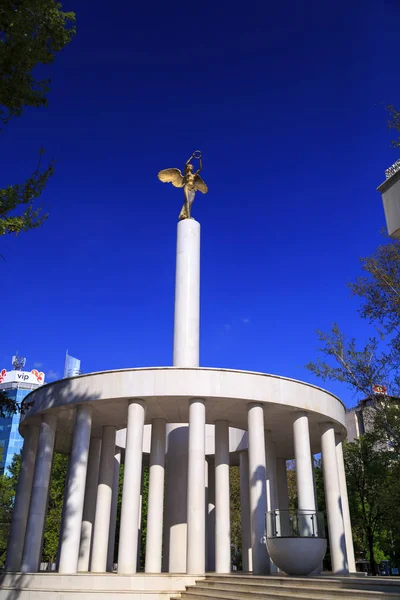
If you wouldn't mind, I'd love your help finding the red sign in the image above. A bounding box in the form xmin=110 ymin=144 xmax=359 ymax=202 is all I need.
xmin=373 ymin=384 xmax=387 ymax=395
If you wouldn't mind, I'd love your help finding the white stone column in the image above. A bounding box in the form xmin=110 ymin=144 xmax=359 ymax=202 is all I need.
xmin=137 ymin=484 xmax=143 ymax=571
xmin=320 ymin=423 xmax=349 ymax=574
xmin=247 ymin=403 xmax=269 ymax=575
xmin=173 ymin=218 xmax=200 ymax=367
xmin=78 ymin=437 xmax=101 ymax=572
xmin=186 ymin=398 xmax=206 ymax=574
xmin=145 ymin=418 xmax=166 ymax=573
xmin=58 ymin=405 xmax=92 ymax=574
xmin=6 ymin=424 xmax=40 ymax=572
xmin=107 ymin=447 xmax=121 ymax=572
xmin=204 ymin=458 xmax=209 ymax=570
xmin=118 ymin=400 xmax=145 ymax=574
xmin=336 ymin=441 xmax=356 ymax=573
xmin=311 ymin=457 xmax=323 ymax=575
xmin=91 ymin=426 xmax=116 ymax=572
xmin=265 ymin=432 xmax=278 ymax=573
xmin=163 ymin=424 xmax=189 ymax=573
xmin=239 ymin=451 xmax=252 ymax=572
xmin=21 ymin=413 xmax=57 ymax=573
xmin=265 ymin=432 xmax=278 ymax=511
xmin=207 ymin=459 xmax=216 ymax=572
xmin=293 ymin=412 xmax=317 ymax=536
xmin=215 ymin=420 xmax=230 ymax=573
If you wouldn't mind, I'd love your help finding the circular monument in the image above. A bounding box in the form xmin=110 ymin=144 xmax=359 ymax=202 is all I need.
xmin=1 ymin=153 xmax=356 ymax=599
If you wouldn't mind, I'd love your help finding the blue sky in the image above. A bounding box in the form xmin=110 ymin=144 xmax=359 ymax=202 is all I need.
xmin=1 ymin=0 xmax=399 ymax=408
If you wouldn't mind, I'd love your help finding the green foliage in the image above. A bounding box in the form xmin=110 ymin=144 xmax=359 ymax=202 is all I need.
xmin=344 ymin=436 xmax=396 ymax=575
xmin=0 ymin=0 xmax=75 ymax=237
xmin=0 ymin=150 xmax=54 ymax=236
xmin=138 ymin=467 xmax=149 ymax=570
xmin=0 ymin=0 xmax=76 ymax=125
xmin=230 ymin=466 xmax=241 ymax=567
xmin=0 ymin=463 xmax=16 ymax=568
xmin=387 ymin=105 xmax=400 ymax=148
xmin=42 ymin=452 xmax=68 ymax=562
xmin=0 ymin=451 xmax=68 ymax=565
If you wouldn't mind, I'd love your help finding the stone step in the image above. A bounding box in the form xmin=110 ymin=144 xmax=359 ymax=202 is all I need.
xmin=191 ymin=581 xmax=400 ymax=598
xmin=177 ymin=586 xmax=399 ymax=600
xmin=202 ymin=576 xmax=400 ymax=595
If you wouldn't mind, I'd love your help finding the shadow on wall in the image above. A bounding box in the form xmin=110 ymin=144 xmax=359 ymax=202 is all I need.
xmin=250 ymin=464 xmax=268 ymax=575
xmin=162 ymin=425 xmax=188 ymax=573
xmin=0 ymin=572 xmax=32 ymax=600
xmin=338 ymin=496 xmax=349 ymax=574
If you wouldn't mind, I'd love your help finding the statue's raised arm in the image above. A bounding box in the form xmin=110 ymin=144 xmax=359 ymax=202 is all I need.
xmin=158 ymin=151 xmax=208 ymax=220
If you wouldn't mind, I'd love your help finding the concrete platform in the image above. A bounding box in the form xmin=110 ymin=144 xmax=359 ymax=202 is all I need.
xmin=0 ymin=573 xmax=205 ymax=600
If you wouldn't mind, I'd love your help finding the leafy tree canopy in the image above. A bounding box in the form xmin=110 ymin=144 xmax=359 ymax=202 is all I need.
xmin=0 ymin=0 xmax=75 ymax=237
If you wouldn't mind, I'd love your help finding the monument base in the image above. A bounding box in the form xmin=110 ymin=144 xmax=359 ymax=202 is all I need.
xmin=0 ymin=573 xmax=205 ymax=600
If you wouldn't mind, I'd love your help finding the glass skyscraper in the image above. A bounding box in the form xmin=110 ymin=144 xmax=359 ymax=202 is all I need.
xmin=0 ymin=360 xmax=45 ymax=475
xmin=0 ymin=388 xmax=33 ymax=474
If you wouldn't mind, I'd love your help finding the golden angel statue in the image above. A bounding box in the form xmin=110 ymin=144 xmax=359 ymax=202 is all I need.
xmin=158 ymin=150 xmax=208 ymax=220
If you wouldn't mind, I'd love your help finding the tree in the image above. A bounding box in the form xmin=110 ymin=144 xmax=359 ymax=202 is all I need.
xmin=387 ymin=105 xmax=400 ymax=148
xmin=0 ymin=451 xmax=69 ymax=566
xmin=307 ymin=237 xmax=400 ymax=452
xmin=230 ymin=466 xmax=241 ymax=567
xmin=0 ymin=0 xmax=75 ymax=236
xmin=0 ymin=461 xmax=15 ymax=567
xmin=343 ymin=436 xmax=394 ymax=575
xmin=42 ymin=452 xmax=68 ymax=562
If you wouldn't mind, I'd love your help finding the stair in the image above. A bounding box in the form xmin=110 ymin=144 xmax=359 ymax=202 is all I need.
xmin=171 ymin=574 xmax=400 ymax=600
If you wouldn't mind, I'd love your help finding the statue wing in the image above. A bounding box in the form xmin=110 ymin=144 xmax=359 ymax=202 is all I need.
xmin=158 ymin=168 xmax=184 ymax=188
xmin=194 ymin=174 xmax=208 ymax=194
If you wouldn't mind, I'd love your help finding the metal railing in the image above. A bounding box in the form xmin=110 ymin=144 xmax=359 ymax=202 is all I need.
xmin=266 ymin=509 xmax=326 ymax=539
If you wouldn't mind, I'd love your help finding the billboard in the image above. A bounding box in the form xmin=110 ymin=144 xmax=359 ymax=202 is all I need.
xmin=0 ymin=369 xmax=45 ymax=386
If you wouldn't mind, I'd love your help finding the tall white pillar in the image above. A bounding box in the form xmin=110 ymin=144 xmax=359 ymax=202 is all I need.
xmin=293 ymin=413 xmax=316 ymax=512
xmin=107 ymin=447 xmax=121 ymax=572
xmin=215 ymin=420 xmax=230 ymax=573
xmin=320 ymin=423 xmax=349 ymax=574
xmin=58 ymin=405 xmax=92 ymax=574
xmin=163 ymin=424 xmax=189 ymax=573
xmin=336 ymin=441 xmax=356 ymax=573
xmin=247 ymin=403 xmax=270 ymax=575
xmin=118 ymin=400 xmax=145 ymax=574
xmin=186 ymin=398 xmax=206 ymax=574
xmin=145 ymin=418 xmax=166 ymax=573
xmin=207 ymin=459 xmax=216 ymax=572
xmin=173 ymin=218 xmax=200 ymax=367
xmin=265 ymin=432 xmax=278 ymax=573
xmin=21 ymin=413 xmax=57 ymax=573
xmin=265 ymin=432 xmax=278 ymax=511
xmin=6 ymin=424 xmax=39 ymax=572
xmin=78 ymin=437 xmax=101 ymax=572
xmin=91 ymin=426 xmax=116 ymax=572
xmin=293 ymin=412 xmax=317 ymax=537
xmin=204 ymin=458 xmax=209 ymax=570
xmin=137 ymin=483 xmax=143 ymax=571
xmin=239 ymin=451 xmax=252 ymax=572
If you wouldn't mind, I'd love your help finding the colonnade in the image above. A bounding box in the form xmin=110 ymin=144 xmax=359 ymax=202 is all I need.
xmin=6 ymin=400 xmax=356 ymax=576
